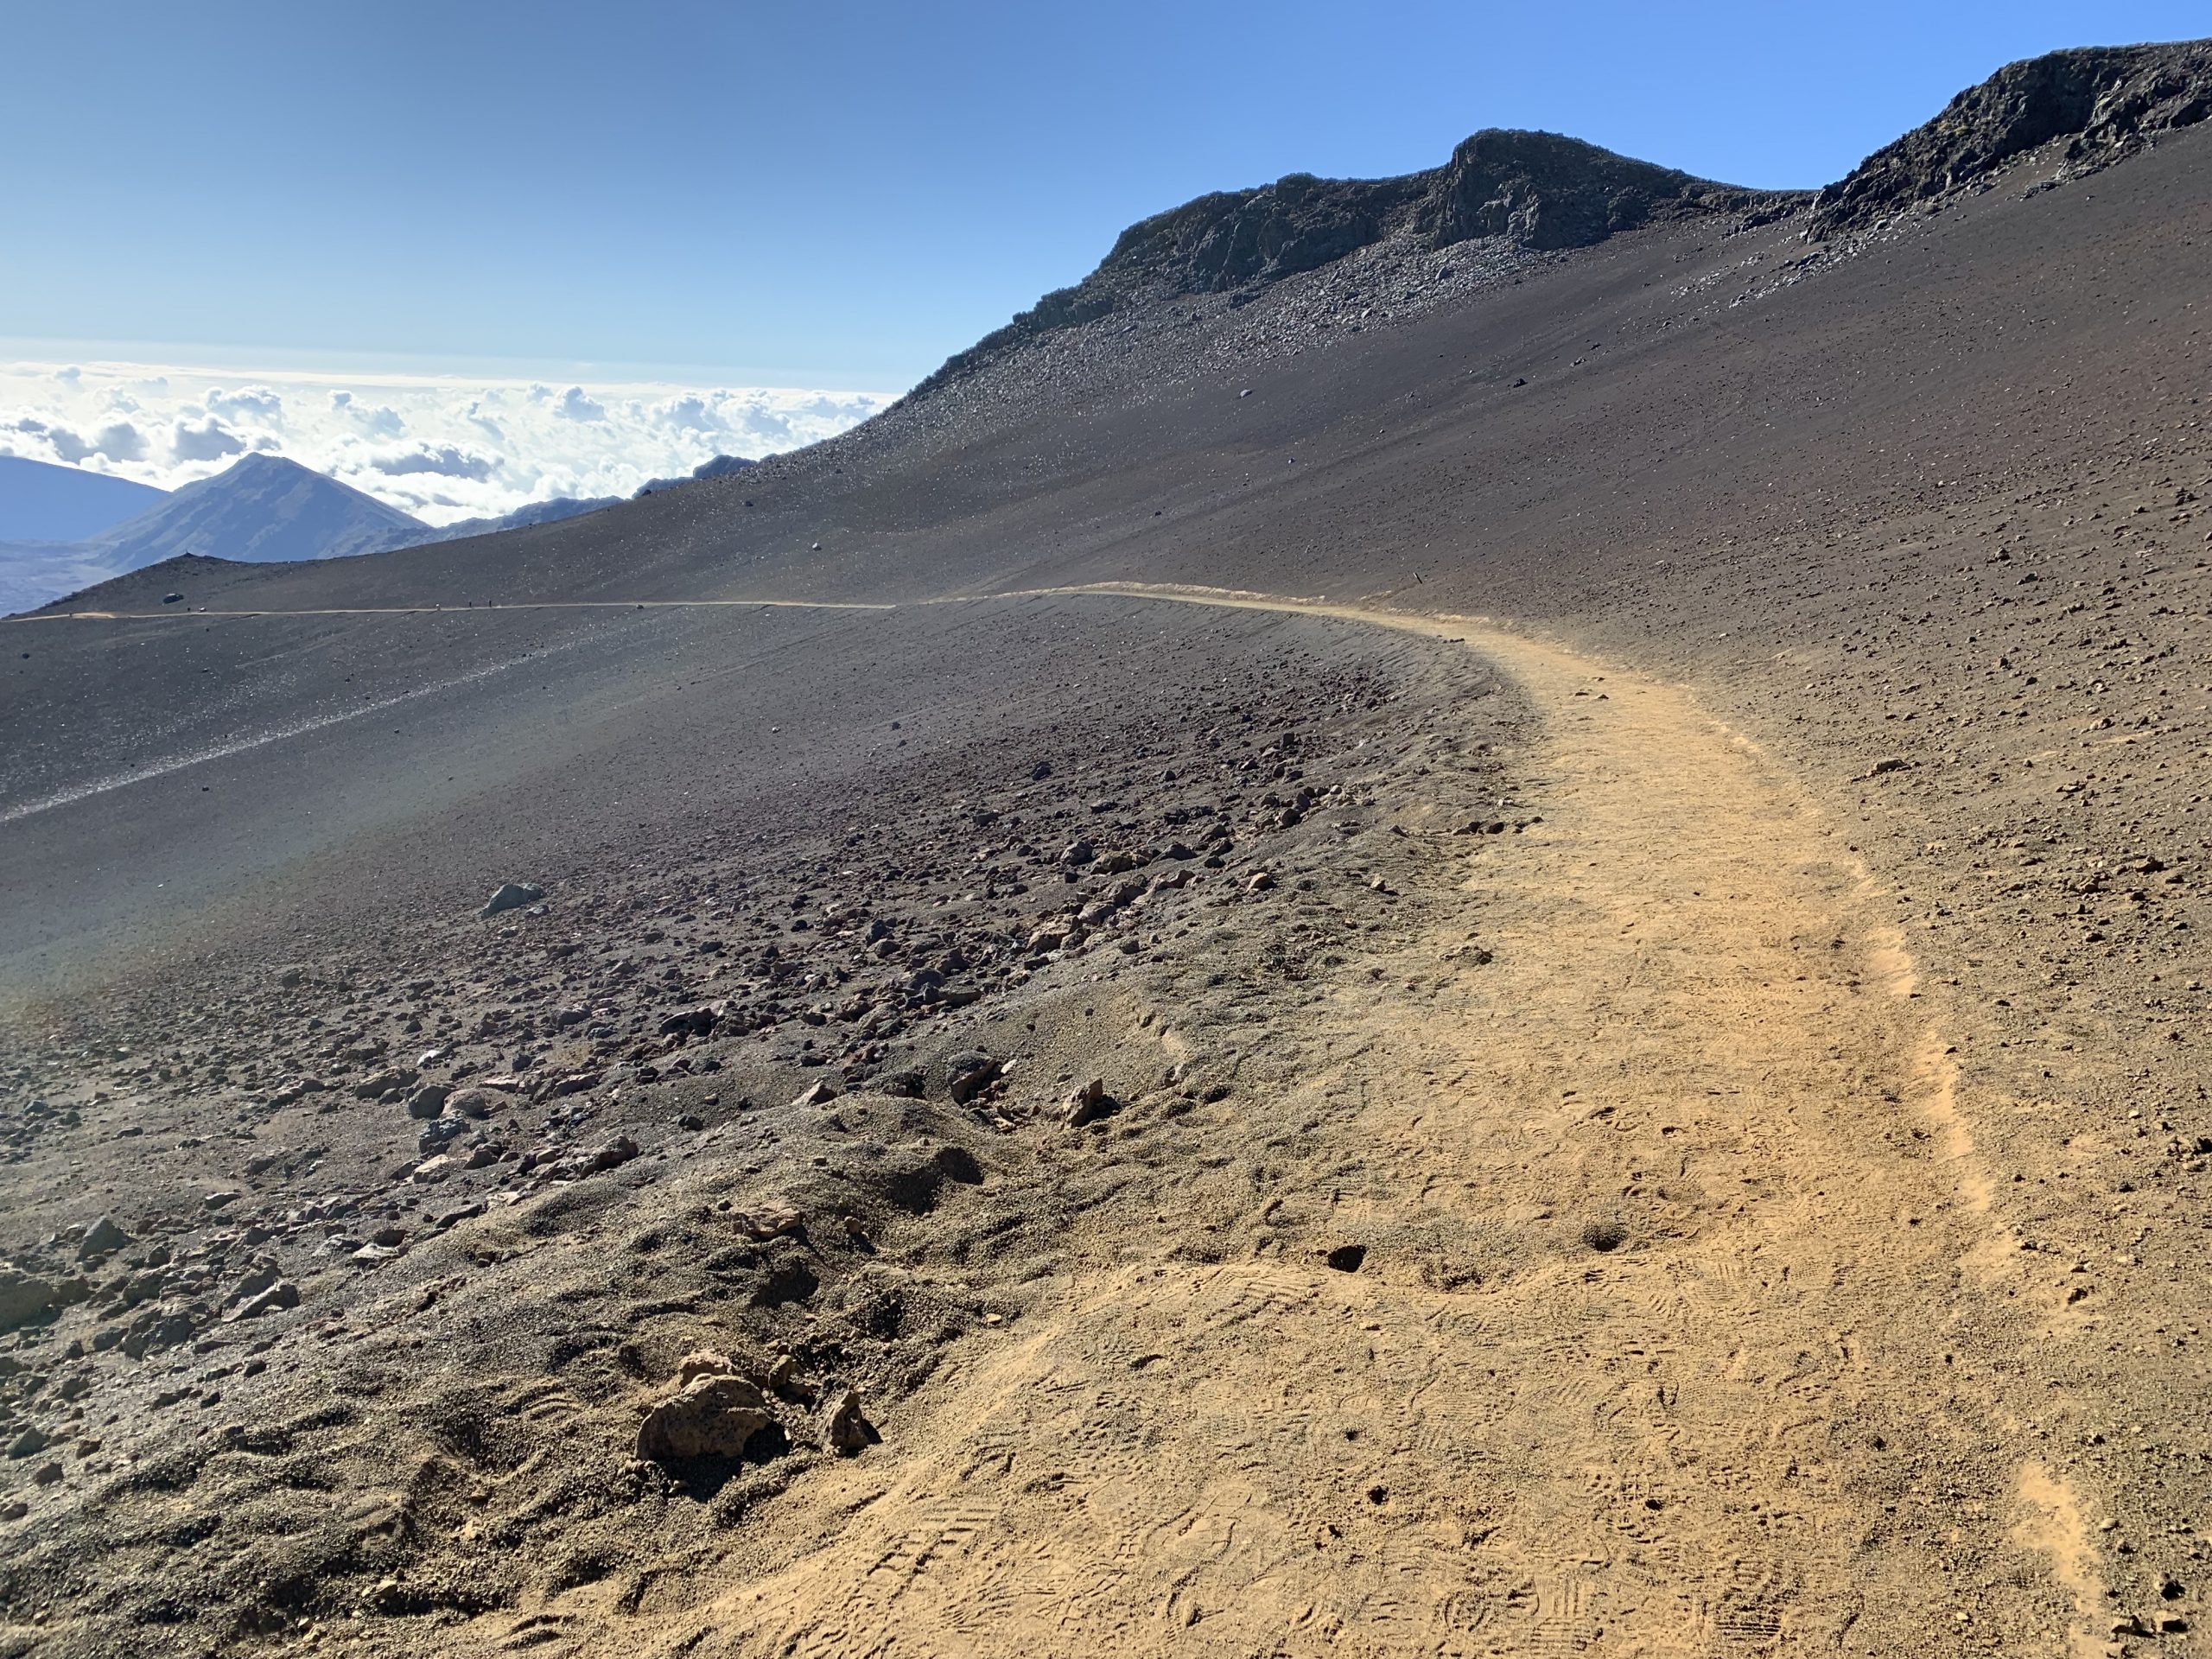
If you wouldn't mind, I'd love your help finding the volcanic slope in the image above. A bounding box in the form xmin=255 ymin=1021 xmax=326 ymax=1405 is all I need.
xmin=6 ymin=38 xmax=2212 ymax=1659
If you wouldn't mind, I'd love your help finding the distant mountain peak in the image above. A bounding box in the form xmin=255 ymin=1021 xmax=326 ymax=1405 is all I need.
xmin=223 ymin=451 xmax=308 ymax=477
xmin=6 ymin=450 xmax=779 ymax=613
xmin=89 ymin=452 xmax=424 ymax=567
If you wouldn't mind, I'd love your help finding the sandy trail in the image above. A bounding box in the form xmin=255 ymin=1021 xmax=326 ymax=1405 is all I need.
xmin=20 ymin=583 xmax=2097 ymax=1653
xmin=471 ymin=582 xmax=2075 ymax=1659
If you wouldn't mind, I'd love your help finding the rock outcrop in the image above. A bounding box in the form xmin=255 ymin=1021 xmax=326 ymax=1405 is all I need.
xmin=917 ymin=130 xmax=1796 ymax=393
xmin=1809 ymin=39 xmax=2212 ymax=238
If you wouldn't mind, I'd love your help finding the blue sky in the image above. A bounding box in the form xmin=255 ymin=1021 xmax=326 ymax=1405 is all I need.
xmin=3 ymin=1 xmax=2204 ymax=390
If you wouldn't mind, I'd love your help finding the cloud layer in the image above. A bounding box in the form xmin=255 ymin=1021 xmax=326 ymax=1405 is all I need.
xmin=0 ymin=361 xmax=894 ymax=525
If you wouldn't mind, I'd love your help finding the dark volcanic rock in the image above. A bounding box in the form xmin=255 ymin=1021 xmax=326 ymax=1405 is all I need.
xmin=0 ymin=1269 xmax=63 ymax=1331
xmin=1808 ymin=40 xmax=2212 ymax=238
xmin=918 ymin=130 xmax=1796 ymax=393
xmin=1424 ymin=129 xmax=1751 ymax=251
xmin=1087 ymin=169 xmax=1432 ymax=297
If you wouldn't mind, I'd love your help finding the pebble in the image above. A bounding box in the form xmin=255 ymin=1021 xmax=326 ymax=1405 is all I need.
xmin=227 ymin=1281 xmax=300 ymax=1321
xmin=1064 ymin=1078 xmax=1110 ymax=1128
xmin=737 ymin=1203 xmax=804 ymax=1241
xmin=76 ymin=1217 xmax=128 ymax=1260
xmin=636 ymin=1374 xmax=776 ymax=1461
xmin=480 ymin=882 xmax=545 ymax=918
xmin=945 ymin=1052 xmax=1000 ymax=1104
xmin=405 ymin=1084 xmax=452 ymax=1119
xmin=824 ymin=1389 xmax=879 ymax=1455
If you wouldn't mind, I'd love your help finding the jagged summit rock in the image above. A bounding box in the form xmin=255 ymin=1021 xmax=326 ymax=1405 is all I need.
xmin=1808 ymin=38 xmax=2212 ymax=238
xmin=1429 ymin=129 xmax=1744 ymax=250
xmin=918 ymin=128 xmax=1796 ymax=392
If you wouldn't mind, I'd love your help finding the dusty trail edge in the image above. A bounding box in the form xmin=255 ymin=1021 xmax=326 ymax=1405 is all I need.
xmin=2 ymin=599 xmax=897 ymax=621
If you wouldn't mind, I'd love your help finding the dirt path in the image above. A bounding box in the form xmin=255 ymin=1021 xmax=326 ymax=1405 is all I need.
xmin=468 ymin=584 xmax=2072 ymax=1659
xmin=3 ymin=598 xmax=894 ymax=622
xmin=40 ymin=582 xmax=2101 ymax=1655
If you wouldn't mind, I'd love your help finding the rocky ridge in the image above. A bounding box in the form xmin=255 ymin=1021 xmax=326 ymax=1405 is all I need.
xmin=917 ymin=129 xmax=1796 ymax=395
xmin=912 ymin=40 xmax=2212 ymax=404
xmin=1809 ymin=38 xmax=2212 ymax=238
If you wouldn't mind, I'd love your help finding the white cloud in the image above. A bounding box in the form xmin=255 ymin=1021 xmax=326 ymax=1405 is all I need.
xmin=367 ymin=442 xmax=495 ymax=480
xmin=206 ymin=385 xmax=284 ymax=424
xmin=350 ymin=401 xmax=407 ymax=438
xmin=79 ymin=421 xmax=149 ymax=463
xmin=4 ymin=414 xmax=145 ymax=467
xmin=0 ymin=359 xmax=895 ymax=524
xmin=659 ymin=392 xmax=721 ymax=433
xmin=171 ymin=416 xmax=250 ymax=461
